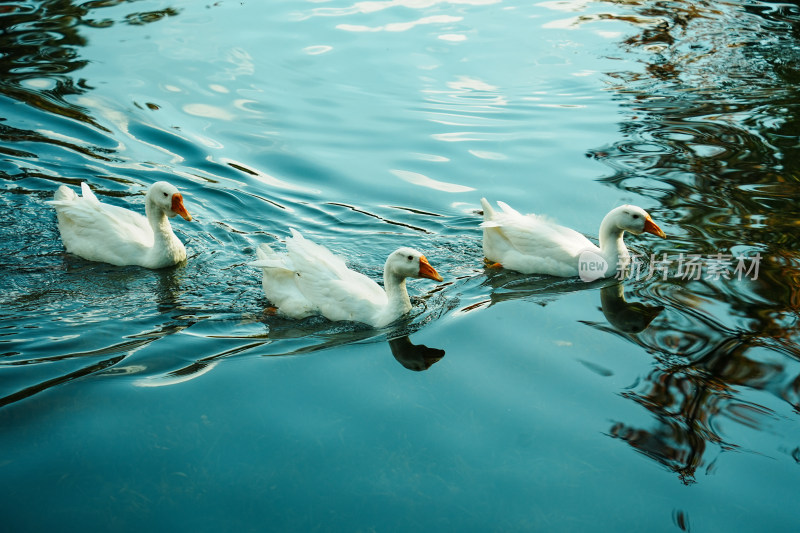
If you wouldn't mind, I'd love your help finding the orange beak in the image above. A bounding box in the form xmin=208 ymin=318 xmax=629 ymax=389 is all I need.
xmin=171 ymin=193 xmax=192 ymax=221
xmin=643 ymin=216 xmax=666 ymax=238
xmin=418 ymin=255 xmax=443 ymax=282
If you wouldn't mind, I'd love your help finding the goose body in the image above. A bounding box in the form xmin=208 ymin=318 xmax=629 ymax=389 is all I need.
xmin=250 ymin=229 xmax=443 ymax=328
xmin=48 ymin=181 xmax=192 ymax=269
xmin=480 ymin=198 xmax=665 ymax=278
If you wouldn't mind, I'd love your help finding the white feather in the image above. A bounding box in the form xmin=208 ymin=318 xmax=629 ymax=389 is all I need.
xmin=251 ymin=230 xmax=443 ymax=328
xmin=480 ymin=198 xmax=664 ymax=278
xmin=48 ymin=181 xmax=192 ymax=269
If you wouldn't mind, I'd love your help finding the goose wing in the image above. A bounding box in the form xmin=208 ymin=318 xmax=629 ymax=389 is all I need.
xmin=481 ymin=199 xmax=598 ymax=275
xmin=489 ymin=201 xmax=594 ymax=256
xmin=250 ymin=243 xmax=318 ymax=318
xmin=285 ymin=230 xmax=387 ymax=323
xmin=48 ymin=183 xmax=154 ymax=264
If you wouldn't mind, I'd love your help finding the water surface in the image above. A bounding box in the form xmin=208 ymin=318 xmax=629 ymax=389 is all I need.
xmin=2 ymin=1 xmax=800 ymax=531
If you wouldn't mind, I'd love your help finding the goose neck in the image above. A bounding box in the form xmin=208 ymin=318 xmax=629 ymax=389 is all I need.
xmin=383 ymin=269 xmax=412 ymax=314
xmin=145 ymin=200 xmax=173 ymax=242
xmin=598 ymin=213 xmax=629 ymax=269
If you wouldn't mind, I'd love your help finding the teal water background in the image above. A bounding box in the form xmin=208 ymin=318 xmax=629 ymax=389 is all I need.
xmin=2 ymin=0 xmax=800 ymax=531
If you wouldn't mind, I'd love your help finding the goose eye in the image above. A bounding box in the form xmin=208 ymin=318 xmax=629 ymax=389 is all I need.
xmin=163 ymin=192 xmax=169 ymax=197
xmin=632 ymin=214 xmax=639 ymax=219
xmin=407 ymin=255 xmax=413 ymax=261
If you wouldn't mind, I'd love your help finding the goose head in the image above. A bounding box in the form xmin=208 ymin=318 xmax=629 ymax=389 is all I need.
xmin=606 ymin=205 xmax=665 ymax=238
xmin=386 ymin=247 xmax=444 ymax=282
xmin=147 ymin=181 xmax=192 ymax=221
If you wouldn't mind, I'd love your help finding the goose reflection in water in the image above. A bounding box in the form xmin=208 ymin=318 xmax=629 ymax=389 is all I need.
xmin=128 ymin=313 xmax=447 ymax=387
xmin=388 ymin=335 xmax=445 ymax=371
xmin=597 ymin=283 xmax=664 ymax=334
xmin=132 ymin=337 xmax=444 ymax=387
xmin=475 ymin=268 xmax=664 ymax=335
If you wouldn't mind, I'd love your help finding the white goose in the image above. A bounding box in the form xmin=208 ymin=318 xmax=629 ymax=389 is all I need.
xmin=480 ymin=198 xmax=666 ymax=278
xmin=48 ymin=181 xmax=192 ymax=269
xmin=250 ymin=229 xmax=443 ymax=328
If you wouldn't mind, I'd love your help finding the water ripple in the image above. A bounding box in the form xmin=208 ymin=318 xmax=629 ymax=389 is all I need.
xmin=2 ymin=2 xmax=800 ymax=521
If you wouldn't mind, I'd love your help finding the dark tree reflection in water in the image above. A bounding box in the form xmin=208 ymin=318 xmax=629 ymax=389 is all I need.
xmin=585 ymin=0 xmax=800 ymax=483
xmin=0 ymin=2 xmax=93 ymax=124
xmin=0 ymin=1 xmax=179 ymax=174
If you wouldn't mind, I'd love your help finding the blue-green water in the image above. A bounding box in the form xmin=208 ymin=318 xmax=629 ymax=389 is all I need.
xmin=3 ymin=0 xmax=800 ymax=531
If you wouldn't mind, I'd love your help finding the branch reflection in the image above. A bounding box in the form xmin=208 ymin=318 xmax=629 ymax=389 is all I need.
xmin=0 ymin=1 xmax=179 ymax=127
xmin=578 ymin=0 xmax=800 ymax=483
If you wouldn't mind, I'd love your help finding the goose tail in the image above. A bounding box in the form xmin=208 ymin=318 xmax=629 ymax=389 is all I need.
xmin=480 ymin=198 xmax=501 ymax=228
xmin=48 ymin=185 xmax=79 ymax=206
